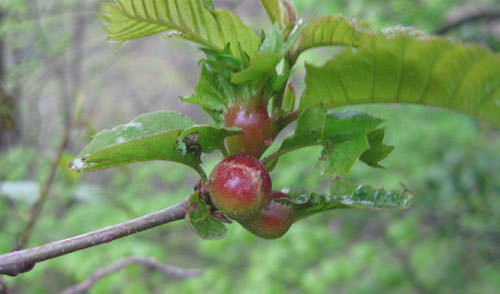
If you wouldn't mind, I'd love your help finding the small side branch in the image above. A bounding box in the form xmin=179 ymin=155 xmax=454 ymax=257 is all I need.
xmin=12 ymin=124 xmax=71 ymax=251
xmin=0 ymin=201 xmax=187 ymax=276
xmin=0 ymin=277 xmax=10 ymax=294
xmin=436 ymin=8 xmax=500 ymax=34
xmin=61 ymin=257 xmax=202 ymax=294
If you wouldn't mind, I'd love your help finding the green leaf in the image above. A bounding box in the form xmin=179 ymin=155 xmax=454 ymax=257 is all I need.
xmin=202 ymin=0 xmax=214 ymax=10
xmin=68 ymin=112 xmax=238 ymax=173
xmin=320 ymin=110 xmax=384 ymax=176
xmin=261 ymin=22 xmax=301 ymax=55
xmin=100 ymin=0 xmax=259 ymax=60
xmin=181 ymin=65 xmax=231 ymax=123
xmin=200 ymin=46 xmax=242 ymax=74
xmin=264 ymin=106 xmax=387 ymax=177
xmin=68 ymin=112 xmax=196 ymax=171
xmin=282 ymin=83 xmax=296 ymax=112
xmin=360 ymin=129 xmax=394 ymax=168
xmin=261 ymin=23 xmax=285 ymax=54
xmin=259 ymin=0 xmax=285 ymax=29
xmin=301 ymin=33 xmax=500 ymax=129
xmin=230 ymin=24 xmax=292 ymax=86
xmin=229 ymin=23 xmax=301 ymax=88
xmin=183 ymin=47 xmax=263 ymax=123
xmin=178 ymin=125 xmax=241 ymax=155
xmin=281 ymin=185 xmax=413 ymax=222
xmin=318 ymin=135 xmax=369 ymax=177
xmin=231 ymin=52 xmax=282 ymax=84
xmin=296 ymin=15 xmax=371 ymax=56
xmin=186 ymin=191 xmax=228 ymax=240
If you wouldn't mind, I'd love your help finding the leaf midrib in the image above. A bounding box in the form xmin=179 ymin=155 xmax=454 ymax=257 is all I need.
xmin=115 ymin=2 xmax=223 ymax=52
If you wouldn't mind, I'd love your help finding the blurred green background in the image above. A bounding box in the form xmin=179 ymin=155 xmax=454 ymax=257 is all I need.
xmin=1 ymin=0 xmax=500 ymax=293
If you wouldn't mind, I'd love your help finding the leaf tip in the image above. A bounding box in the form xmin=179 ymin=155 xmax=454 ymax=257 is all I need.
xmin=67 ymin=157 xmax=85 ymax=172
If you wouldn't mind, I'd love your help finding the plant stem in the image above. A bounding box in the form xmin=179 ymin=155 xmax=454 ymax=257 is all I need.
xmin=194 ymin=166 xmax=208 ymax=183
xmin=12 ymin=124 xmax=71 ymax=251
xmin=277 ymin=109 xmax=301 ymax=132
xmin=61 ymin=257 xmax=202 ymax=294
xmin=271 ymin=59 xmax=292 ymax=112
xmin=0 ymin=201 xmax=187 ymax=276
xmin=0 ymin=277 xmax=9 ymax=294
xmin=11 ymin=0 xmax=86 ymax=251
xmin=436 ymin=8 xmax=500 ymax=34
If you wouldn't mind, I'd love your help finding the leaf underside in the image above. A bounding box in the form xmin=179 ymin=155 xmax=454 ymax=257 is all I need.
xmin=296 ymin=15 xmax=372 ymax=54
xmin=282 ymin=185 xmax=413 ymax=222
xmin=259 ymin=0 xmax=285 ymax=29
xmin=265 ymin=106 xmax=392 ymax=178
xmin=186 ymin=191 xmax=228 ymax=240
xmin=231 ymin=51 xmax=282 ymax=84
xmin=301 ymin=33 xmax=500 ymax=129
xmin=181 ymin=62 xmax=234 ymax=124
xmin=101 ymin=0 xmax=260 ymax=60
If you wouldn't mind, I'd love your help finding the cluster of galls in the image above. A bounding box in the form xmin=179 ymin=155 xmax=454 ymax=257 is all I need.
xmin=205 ymin=101 xmax=294 ymax=239
xmin=207 ymin=154 xmax=293 ymax=239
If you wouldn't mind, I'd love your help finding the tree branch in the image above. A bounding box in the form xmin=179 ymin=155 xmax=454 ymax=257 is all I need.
xmin=0 ymin=277 xmax=10 ymax=294
xmin=10 ymin=0 xmax=78 ymax=252
xmin=0 ymin=201 xmax=187 ymax=276
xmin=436 ymin=8 xmax=500 ymax=34
xmin=11 ymin=124 xmax=71 ymax=251
xmin=61 ymin=257 xmax=202 ymax=294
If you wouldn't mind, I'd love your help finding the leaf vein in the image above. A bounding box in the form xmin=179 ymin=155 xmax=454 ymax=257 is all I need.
xmin=417 ymin=46 xmax=449 ymax=104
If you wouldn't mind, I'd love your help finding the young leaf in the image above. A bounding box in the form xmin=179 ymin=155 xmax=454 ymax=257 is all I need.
xmin=200 ymin=46 xmax=242 ymax=74
xmin=264 ymin=106 xmax=389 ymax=177
xmin=68 ymin=112 xmax=238 ymax=173
xmin=259 ymin=0 xmax=285 ymax=29
xmin=231 ymin=52 xmax=282 ymax=84
xmin=280 ymin=185 xmax=413 ymax=222
xmin=318 ymin=135 xmax=370 ymax=177
xmin=202 ymin=0 xmax=214 ymax=10
xmin=179 ymin=125 xmax=241 ymax=155
xmin=301 ymin=33 xmax=500 ymax=129
xmin=320 ymin=110 xmax=385 ymax=176
xmin=282 ymin=83 xmax=296 ymax=112
xmin=230 ymin=23 xmax=302 ymax=87
xmin=295 ymin=16 xmax=371 ymax=56
xmin=181 ymin=65 xmax=231 ymax=123
xmin=230 ymin=24 xmax=295 ymax=86
xmin=261 ymin=23 xmax=285 ymax=54
xmin=261 ymin=22 xmax=302 ymax=55
xmin=360 ymin=129 xmax=394 ymax=168
xmin=100 ymin=0 xmax=259 ymax=60
xmin=186 ymin=191 xmax=228 ymax=240
xmin=183 ymin=47 xmax=267 ymax=122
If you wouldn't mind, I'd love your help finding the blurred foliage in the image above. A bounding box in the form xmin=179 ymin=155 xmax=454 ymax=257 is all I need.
xmin=1 ymin=0 xmax=500 ymax=293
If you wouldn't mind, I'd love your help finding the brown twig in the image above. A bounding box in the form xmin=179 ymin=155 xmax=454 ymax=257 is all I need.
xmin=10 ymin=0 xmax=69 ymax=252
xmin=0 ymin=201 xmax=187 ymax=276
xmin=61 ymin=257 xmax=202 ymax=294
xmin=436 ymin=8 xmax=500 ymax=34
xmin=0 ymin=277 xmax=10 ymax=294
xmin=11 ymin=125 xmax=71 ymax=251
xmin=11 ymin=0 xmax=89 ymax=251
